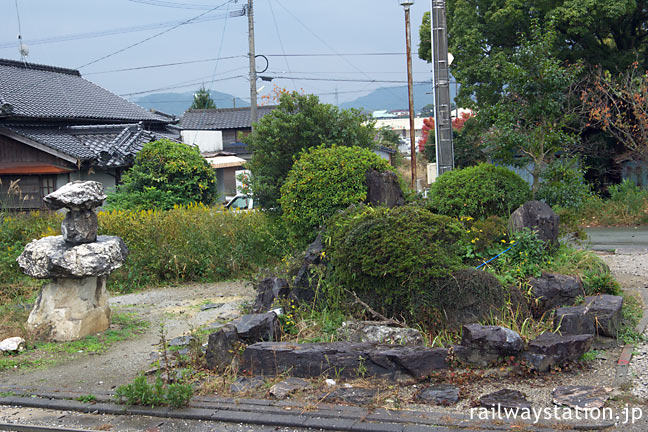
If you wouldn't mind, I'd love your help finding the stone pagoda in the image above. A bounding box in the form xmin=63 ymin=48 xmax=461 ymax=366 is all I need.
xmin=17 ymin=181 xmax=128 ymax=341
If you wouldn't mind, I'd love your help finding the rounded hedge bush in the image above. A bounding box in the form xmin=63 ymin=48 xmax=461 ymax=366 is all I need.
xmin=279 ymin=145 xmax=393 ymax=241
xmin=427 ymin=163 xmax=531 ymax=219
xmin=325 ymin=204 xmax=466 ymax=326
xmin=107 ymin=139 xmax=217 ymax=210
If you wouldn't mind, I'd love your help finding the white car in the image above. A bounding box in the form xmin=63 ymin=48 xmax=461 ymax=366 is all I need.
xmin=225 ymin=194 xmax=254 ymax=210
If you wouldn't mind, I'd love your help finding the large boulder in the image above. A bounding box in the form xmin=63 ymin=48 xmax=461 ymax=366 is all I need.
xmin=526 ymin=332 xmax=593 ymax=364
xmin=338 ymin=321 xmax=424 ymax=345
xmin=458 ymin=324 xmax=524 ymax=366
xmin=364 ymin=170 xmax=405 ymax=208
xmin=529 ymin=273 xmax=583 ymax=317
xmin=252 ymin=277 xmax=290 ymax=313
xmin=554 ymin=295 xmax=623 ymax=338
xmin=584 ymin=295 xmax=623 ymax=338
xmin=205 ymin=324 xmax=240 ymax=370
xmin=554 ymin=305 xmax=595 ymax=335
xmin=43 ymin=180 xmax=106 ymax=211
xmin=242 ymin=342 xmax=449 ymax=379
xmin=292 ymin=234 xmax=324 ymax=303
xmin=27 ymin=276 xmax=111 ymax=341
xmin=230 ymin=312 xmax=280 ymax=344
xmin=17 ymin=235 xmax=128 ymax=279
xmin=509 ymin=200 xmax=559 ymax=247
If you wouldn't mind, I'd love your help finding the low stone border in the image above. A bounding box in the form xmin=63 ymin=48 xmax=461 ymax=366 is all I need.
xmin=0 ymin=385 xmax=607 ymax=432
xmin=614 ymin=287 xmax=648 ymax=387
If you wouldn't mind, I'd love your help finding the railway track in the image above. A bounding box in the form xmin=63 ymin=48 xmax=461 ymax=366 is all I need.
xmin=0 ymin=424 xmax=93 ymax=432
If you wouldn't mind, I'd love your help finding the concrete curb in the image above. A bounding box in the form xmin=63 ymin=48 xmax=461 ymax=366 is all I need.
xmin=0 ymin=385 xmax=609 ymax=431
xmin=614 ymin=286 xmax=648 ymax=387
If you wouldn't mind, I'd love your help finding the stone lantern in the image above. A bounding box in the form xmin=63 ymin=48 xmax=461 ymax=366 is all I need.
xmin=17 ymin=181 xmax=128 ymax=341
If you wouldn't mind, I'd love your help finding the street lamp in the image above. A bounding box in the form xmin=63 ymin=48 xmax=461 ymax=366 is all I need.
xmin=400 ymin=0 xmax=417 ymax=190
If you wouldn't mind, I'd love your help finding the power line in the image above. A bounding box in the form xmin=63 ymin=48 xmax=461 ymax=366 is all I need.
xmin=274 ymin=0 xmax=403 ymax=101
xmin=264 ymin=52 xmax=405 ymax=57
xmin=0 ymin=12 xmax=241 ymax=50
xmin=82 ymin=53 xmax=408 ymax=75
xmin=84 ymin=55 xmax=245 ymax=75
xmin=119 ymin=73 xmax=246 ymax=96
xmin=267 ymin=75 xmax=431 ymax=84
xmin=267 ymin=0 xmax=296 ymax=91
xmin=77 ymin=0 xmax=237 ymax=70
xmin=126 ymin=0 xmax=228 ymax=10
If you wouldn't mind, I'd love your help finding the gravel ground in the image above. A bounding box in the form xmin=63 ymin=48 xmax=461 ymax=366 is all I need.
xmin=602 ymin=251 xmax=648 ymax=401
xmin=0 ymin=281 xmax=254 ymax=390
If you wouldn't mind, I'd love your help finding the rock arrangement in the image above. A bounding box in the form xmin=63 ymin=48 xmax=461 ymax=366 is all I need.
xmin=509 ymin=200 xmax=559 ymax=247
xmin=17 ymin=181 xmax=128 ymax=341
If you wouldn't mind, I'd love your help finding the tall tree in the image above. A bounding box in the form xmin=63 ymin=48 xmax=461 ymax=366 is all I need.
xmin=245 ymin=91 xmax=376 ymax=209
xmin=190 ymin=86 xmax=216 ymax=110
xmin=581 ymin=63 xmax=648 ymax=160
xmin=419 ymin=0 xmax=648 ymax=107
xmin=479 ymin=24 xmax=580 ymax=195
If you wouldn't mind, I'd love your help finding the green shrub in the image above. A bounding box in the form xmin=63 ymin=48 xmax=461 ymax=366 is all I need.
xmin=97 ymin=204 xmax=288 ymax=292
xmin=426 ymin=163 xmax=531 ymax=219
xmin=537 ymin=159 xmax=592 ymax=210
xmin=0 ymin=206 xmax=288 ymax=295
xmin=280 ymin=145 xmax=394 ymax=242
xmin=609 ymin=179 xmax=648 ymax=217
xmin=494 ymin=228 xmax=549 ymax=283
xmin=114 ymin=374 xmax=193 ymax=408
xmin=325 ymin=205 xmax=465 ymax=325
xmin=460 ymin=215 xmax=510 ymax=265
xmin=107 ymin=139 xmax=217 ymax=210
xmin=582 ymin=269 xmax=621 ymax=296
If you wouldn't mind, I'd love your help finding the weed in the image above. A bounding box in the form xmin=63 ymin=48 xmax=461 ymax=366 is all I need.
xmin=166 ymin=382 xmax=194 ymax=408
xmin=619 ymin=293 xmax=645 ymax=346
xmin=580 ymin=350 xmax=599 ymax=362
xmin=75 ymin=394 xmax=97 ymax=403
xmin=114 ymin=374 xmax=167 ymax=407
xmin=356 ymin=356 xmax=367 ymax=378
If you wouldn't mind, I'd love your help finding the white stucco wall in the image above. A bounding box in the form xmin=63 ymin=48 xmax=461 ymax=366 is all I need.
xmin=180 ymin=130 xmax=223 ymax=153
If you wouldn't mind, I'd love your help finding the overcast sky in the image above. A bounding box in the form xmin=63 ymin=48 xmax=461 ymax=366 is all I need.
xmin=1 ymin=0 xmax=435 ymax=106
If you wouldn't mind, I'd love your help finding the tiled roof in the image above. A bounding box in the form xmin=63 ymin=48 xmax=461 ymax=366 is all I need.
xmin=180 ymin=106 xmax=277 ymax=130
xmin=0 ymin=58 xmax=168 ymax=123
xmin=2 ymin=123 xmax=177 ymax=168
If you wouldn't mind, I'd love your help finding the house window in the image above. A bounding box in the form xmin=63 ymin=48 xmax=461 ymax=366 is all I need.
xmin=40 ymin=176 xmax=56 ymax=198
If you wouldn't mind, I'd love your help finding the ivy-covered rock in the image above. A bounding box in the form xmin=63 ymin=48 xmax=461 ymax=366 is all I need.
xmin=325 ymin=204 xmax=465 ymax=326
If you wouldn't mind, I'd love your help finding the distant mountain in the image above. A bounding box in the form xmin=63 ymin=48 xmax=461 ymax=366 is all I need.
xmin=133 ymin=84 xmax=459 ymax=117
xmin=133 ymin=90 xmax=249 ymax=117
xmin=339 ymin=84 xmax=458 ymax=113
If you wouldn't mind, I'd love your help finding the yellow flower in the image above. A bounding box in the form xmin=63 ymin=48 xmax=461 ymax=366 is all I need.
xmin=501 ymin=239 xmax=507 ymax=243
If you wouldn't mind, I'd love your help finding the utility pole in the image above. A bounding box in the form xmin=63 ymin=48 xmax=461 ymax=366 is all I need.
xmin=400 ymin=0 xmax=417 ymax=190
xmin=247 ymin=0 xmax=257 ymax=128
xmin=430 ymin=0 xmax=454 ymax=176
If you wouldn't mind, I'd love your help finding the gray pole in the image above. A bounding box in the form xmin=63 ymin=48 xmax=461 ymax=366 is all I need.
xmin=404 ymin=5 xmax=417 ymax=190
xmin=430 ymin=0 xmax=454 ymax=176
xmin=248 ymin=0 xmax=257 ymax=127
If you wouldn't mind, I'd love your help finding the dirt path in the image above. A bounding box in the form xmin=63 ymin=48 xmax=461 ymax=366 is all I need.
xmin=0 ymin=281 xmax=254 ymax=391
